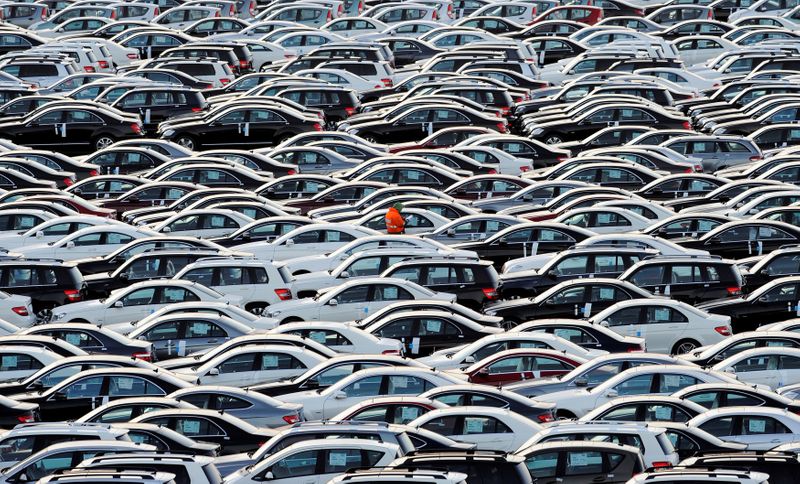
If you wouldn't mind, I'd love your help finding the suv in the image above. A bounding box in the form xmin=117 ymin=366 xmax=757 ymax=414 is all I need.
xmin=680 ymin=452 xmax=800 ymax=484
xmin=381 ymin=259 xmax=500 ymax=309
xmin=0 ymin=259 xmax=85 ymax=316
xmin=519 ymin=441 xmax=645 ymax=484
xmin=173 ymin=256 xmax=292 ymax=313
xmin=77 ymin=453 xmax=221 ymax=484
xmin=0 ymin=422 xmax=131 ymax=467
xmin=500 ymin=247 xmax=658 ymax=298
xmin=84 ymin=249 xmax=230 ymax=298
xmin=389 ymin=451 xmax=533 ymax=484
xmin=0 ymin=59 xmax=77 ymax=87
xmin=628 ymin=468 xmax=769 ymax=483
xmin=620 ymin=256 xmax=743 ymax=305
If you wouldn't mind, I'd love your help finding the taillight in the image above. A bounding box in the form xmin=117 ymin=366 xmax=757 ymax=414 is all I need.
xmin=17 ymin=414 xmax=34 ymax=423
xmin=682 ymin=121 xmax=692 ymax=129
xmin=500 ymin=106 xmax=510 ymax=115
xmin=130 ymin=123 xmax=142 ymax=134
xmin=727 ymin=286 xmax=742 ymax=296
xmin=229 ymin=6 xmax=234 ymax=15
xmin=64 ymin=289 xmax=82 ymax=302
xmin=84 ymin=66 xmax=95 ymax=73
xmin=707 ymin=9 xmax=712 ymax=18
xmin=651 ymin=462 xmax=672 ymax=469
xmin=11 ymin=306 xmax=28 ymax=316
xmin=537 ymin=413 xmax=555 ymax=423
xmin=154 ymin=7 xmax=159 ymax=15
xmin=89 ymin=169 xmax=98 ymax=176
xmin=275 ymin=288 xmax=292 ymax=300
xmin=634 ymin=8 xmax=643 ymax=14
xmin=358 ymin=1 xmax=363 ymax=12
xmin=382 ymin=349 xmax=400 ymax=355
xmin=496 ymin=122 xmax=507 ymax=133
xmin=215 ymin=10 xmax=220 ymax=16
xmin=432 ymin=9 xmax=438 ymax=19
xmin=110 ymin=10 xmax=116 ymax=18
xmin=684 ymin=167 xmax=693 ymax=173
xmin=344 ymin=106 xmax=355 ymax=116
xmin=127 ymin=53 xmax=138 ymax=59
xmin=482 ymin=287 xmax=499 ymax=300
xmin=381 ymin=78 xmax=392 ymax=87
xmin=488 ymin=168 xmax=497 ymax=174
xmin=326 ymin=9 xmax=331 ymax=21
xmin=520 ymin=166 xmax=530 ymax=172
xmin=63 ymin=177 xmax=73 ymax=186
xmin=41 ymin=7 xmax=47 ymax=19
xmin=191 ymin=107 xmax=202 ymax=112
xmin=220 ymin=78 xmax=231 ymax=85
xmin=132 ymin=352 xmax=151 ymax=362
xmin=205 ymin=84 xmax=214 ymax=89
xmin=715 ymin=325 xmax=732 ymax=336
xmin=98 ymin=60 xmax=109 ymax=69
xmin=287 ymin=169 xmax=296 ymax=175
xmin=313 ymin=123 xmax=322 ymax=131
xmin=628 ymin=343 xmax=645 ymax=352
xmin=750 ymin=155 xmax=763 ymax=161
xmin=694 ymin=164 xmax=703 ymax=172
xmin=447 ymin=3 xmax=453 ymax=17
xmin=337 ymin=4 xmax=343 ymax=15
xmin=239 ymin=59 xmax=251 ymax=70
xmin=282 ymin=414 xmax=300 ymax=425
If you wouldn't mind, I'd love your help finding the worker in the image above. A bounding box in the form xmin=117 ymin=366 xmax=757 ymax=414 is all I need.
xmin=385 ymin=202 xmax=405 ymax=234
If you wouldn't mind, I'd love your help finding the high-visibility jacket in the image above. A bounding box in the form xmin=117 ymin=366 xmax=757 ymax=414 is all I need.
xmin=385 ymin=207 xmax=405 ymax=234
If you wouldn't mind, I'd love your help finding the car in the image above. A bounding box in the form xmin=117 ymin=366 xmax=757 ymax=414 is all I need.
xmin=0 ymin=258 xmax=86 ymax=316
xmin=17 ymin=224 xmax=158 ymax=262
xmin=674 ymin=382 xmax=800 ymax=413
xmin=457 ymin=348 xmax=587 ymax=386
xmin=0 ymin=395 xmax=38 ymax=428
xmin=680 ymin=452 xmax=800 ymax=484
xmin=627 ymin=468 xmax=769 ymax=484
xmin=711 ymin=347 xmax=800 ymax=389
xmin=21 ymin=323 xmax=153 ymax=361
xmin=331 ymin=396 xmax=450 ymax=425
xmin=111 ymin=422 xmax=221 ymax=456
xmin=678 ymin=331 xmax=800 ymax=366
xmin=76 ymin=452 xmax=222 ymax=484
xmin=519 ymin=441 xmax=644 ymax=484
xmin=0 ymin=422 xmax=132 ymax=466
xmin=579 ymin=395 xmax=709 ymax=423
xmin=328 ymin=469 xmax=470 ymax=484
xmin=687 ymin=406 xmax=800 ymax=450
xmin=169 ymin=386 xmax=303 ymax=428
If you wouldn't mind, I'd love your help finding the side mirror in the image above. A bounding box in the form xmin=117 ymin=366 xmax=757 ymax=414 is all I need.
xmin=758 ymin=296 xmax=769 ymax=303
xmin=334 ymin=390 xmax=346 ymax=399
xmin=723 ymin=367 xmax=735 ymax=374
xmin=66 ymin=241 xmax=75 ymax=249
xmin=477 ymin=368 xmax=489 ymax=376
xmin=759 ymin=270 xmax=769 ymax=277
xmin=119 ymin=272 xmax=129 ymax=280
xmin=464 ymin=356 xmax=475 ymax=364
xmin=599 ymin=320 xmax=609 ymax=328
xmin=162 ymin=226 xmax=172 ymax=233
xmin=264 ymin=471 xmax=274 ymax=480
xmin=128 ymin=196 xmax=140 ymax=203
xmin=707 ymin=237 xmax=720 ymax=244
xmin=113 ymin=300 xmax=123 ymax=308
xmin=605 ymin=389 xmax=618 ymax=398
xmin=544 ymin=299 xmax=555 ymax=305
xmin=53 ymin=391 xmax=67 ymax=400
xmin=27 ymin=380 xmax=43 ymax=391
xmin=339 ymin=271 xmax=350 ymax=279
xmin=35 ymin=231 xmax=43 ymax=239
xmin=498 ymin=237 xmax=508 ymax=245
xmin=303 ymin=379 xmax=319 ymax=389
xmin=328 ymin=298 xmax=338 ymax=306
xmin=446 ymin=228 xmax=456 ymax=237
xmin=285 ymin=238 xmax=295 ymax=246
xmin=713 ymin=354 xmax=725 ymax=362
xmin=208 ymin=367 xmax=220 ymax=376
xmin=547 ymin=270 xmax=558 ymax=279
xmin=574 ymin=377 xmax=589 ymax=387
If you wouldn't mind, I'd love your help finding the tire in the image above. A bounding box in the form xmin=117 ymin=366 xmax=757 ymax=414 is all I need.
xmin=274 ymin=132 xmax=295 ymax=145
xmin=362 ymin=134 xmax=379 ymax=144
xmin=245 ymin=302 xmax=269 ymax=315
xmin=35 ymin=306 xmax=55 ymax=323
xmin=544 ymin=134 xmax=564 ymax=145
xmin=175 ymin=135 xmax=197 ymax=151
xmin=94 ymin=135 xmax=115 ymax=150
xmin=556 ymin=410 xmax=577 ymax=420
xmin=672 ymin=339 xmax=701 ymax=355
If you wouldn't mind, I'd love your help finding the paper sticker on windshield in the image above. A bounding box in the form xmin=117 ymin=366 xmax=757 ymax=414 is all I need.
xmin=65 ymin=333 xmax=82 ymax=346
xmin=1 ymin=355 xmax=17 ymax=368
xmin=425 ymin=319 xmax=442 ymax=332
xmin=181 ymin=420 xmax=201 ymax=434
xmin=329 ymin=452 xmax=348 ymax=467
xmin=653 ymin=406 xmax=672 ymax=420
xmin=117 ymin=377 xmax=135 ymax=391
xmin=464 ymin=417 xmax=484 ymax=434
xmin=748 ymin=419 xmax=766 ymax=433
xmin=263 ymin=354 xmax=279 ymax=368
xmin=177 ymin=340 xmax=186 ymax=357
xmin=569 ymin=452 xmax=590 ymax=467
xmin=400 ymin=406 xmax=422 ymax=422
xmin=309 ymin=331 xmax=327 ymax=344
xmin=663 ymin=374 xmax=681 ymax=388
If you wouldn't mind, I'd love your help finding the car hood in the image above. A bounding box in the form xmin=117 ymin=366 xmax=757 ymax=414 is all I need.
xmin=536 ymin=387 xmax=591 ymax=403
xmin=53 ymin=299 xmax=103 ymax=315
xmin=276 ymin=389 xmax=320 ymax=404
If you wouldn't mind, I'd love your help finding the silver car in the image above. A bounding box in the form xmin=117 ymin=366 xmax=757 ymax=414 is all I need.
xmin=660 ymin=135 xmax=763 ymax=172
xmin=169 ymin=386 xmax=303 ymax=428
xmin=420 ymin=214 xmax=524 ymax=245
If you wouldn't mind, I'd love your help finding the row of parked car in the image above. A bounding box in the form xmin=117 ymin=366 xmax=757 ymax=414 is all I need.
xmin=4 ymin=0 xmax=800 ymax=482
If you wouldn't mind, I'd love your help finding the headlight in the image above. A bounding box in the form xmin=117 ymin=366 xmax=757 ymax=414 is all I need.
xmin=485 ymin=311 xmax=496 ymax=316
xmin=267 ymin=310 xmax=280 ymax=318
xmin=713 ymin=128 xmax=726 ymax=135
xmin=163 ymin=129 xmax=175 ymax=137
xmin=346 ymin=129 xmax=359 ymax=135
xmin=53 ymin=312 xmax=66 ymax=321
xmin=531 ymin=128 xmax=543 ymax=136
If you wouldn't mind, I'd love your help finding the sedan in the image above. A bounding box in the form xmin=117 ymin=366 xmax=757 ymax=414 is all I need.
xmin=459 ymin=348 xmax=587 ymax=386
xmin=688 ymin=407 xmax=800 ymax=450
xmin=169 ymin=386 xmax=303 ymax=428
xmin=712 ymin=347 xmax=800 ymax=389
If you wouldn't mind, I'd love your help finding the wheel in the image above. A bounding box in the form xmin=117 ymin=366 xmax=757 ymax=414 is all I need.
xmin=245 ymin=302 xmax=269 ymax=315
xmin=281 ymin=317 xmax=303 ymax=324
xmin=35 ymin=306 xmax=54 ymax=323
xmin=544 ymin=134 xmax=564 ymax=145
xmin=175 ymin=135 xmax=197 ymax=150
xmin=672 ymin=339 xmax=701 ymax=355
xmin=362 ymin=134 xmax=379 ymax=144
xmin=94 ymin=135 xmax=115 ymax=150
xmin=556 ymin=410 xmax=577 ymax=420
xmin=274 ymin=132 xmax=295 ymax=145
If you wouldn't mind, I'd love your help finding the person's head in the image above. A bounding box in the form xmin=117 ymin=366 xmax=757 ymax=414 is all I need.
xmin=393 ymin=203 xmax=404 ymax=212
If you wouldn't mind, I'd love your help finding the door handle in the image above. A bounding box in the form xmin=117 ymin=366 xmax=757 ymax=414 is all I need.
xmin=208 ymin=339 xmax=218 ymax=343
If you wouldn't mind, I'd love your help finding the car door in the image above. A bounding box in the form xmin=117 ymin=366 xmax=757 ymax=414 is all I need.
xmin=17 ymin=109 xmax=64 ymax=147
xmin=748 ymin=281 xmax=800 ymax=325
xmin=206 ymin=352 xmax=258 ymax=386
xmin=184 ymin=319 xmax=229 ymax=355
xmin=447 ymin=415 xmax=516 ymax=451
xmin=539 ymin=285 xmax=588 ymax=319
xmin=45 ymin=375 xmax=106 ymax=421
xmin=321 ymin=374 xmax=384 ymax=418
xmin=365 ymin=284 xmax=416 ymax=317
xmin=245 ymin=108 xmax=285 ymax=148
xmin=728 ymin=415 xmax=796 ymax=448
xmin=417 ymin=317 xmax=463 ymax=355
xmin=470 ymin=354 xmax=535 ymax=385
xmin=107 ymin=286 xmax=161 ymax=324
xmin=729 ymin=353 xmax=780 ymax=388
xmin=142 ymin=320 xmax=183 ymax=360
xmin=63 ymin=109 xmax=105 ymax=149
xmin=260 ymin=449 xmax=321 ymax=484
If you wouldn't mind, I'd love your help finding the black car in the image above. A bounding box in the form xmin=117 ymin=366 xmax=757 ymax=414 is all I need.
xmin=208 ymin=216 xmax=314 ymax=247
xmin=0 ymin=104 xmax=144 ymax=154
xmin=252 ymin=355 xmax=422 ymax=397
xmin=115 ymin=423 xmax=220 ymax=457
xmin=132 ymin=408 xmax=276 ymax=454
xmin=676 ymin=220 xmax=800 ymax=259
xmin=651 ymin=422 xmax=747 ymax=460
xmin=200 ymin=149 xmax=297 ymax=177
xmin=675 ymin=383 xmax=800 ymax=414
xmin=0 ymin=158 xmax=75 ymax=188
xmin=9 ymin=368 xmax=191 ymax=421
xmin=390 ymin=451 xmax=534 ymax=484
xmin=380 ymin=38 xmax=443 ymax=67
xmin=500 ymin=247 xmax=657 ymax=298
xmin=156 ymin=163 xmax=271 ymax=190
xmin=380 ymin=260 xmax=500 ymax=309
xmin=0 ymin=259 xmax=85 ymax=315
xmin=277 ymin=86 xmax=360 ymax=124
xmin=2 ymin=149 xmax=101 ymax=180
xmin=125 ymin=68 xmax=213 ymax=90
xmin=697 ymin=276 xmax=800 ymax=333
xmin=71 ymin=236 xmax=222 ymax=275
xmin=348 ymin=105 xmax=505 ymax=144
xmin=484 ymin=279 xmax=657 ymax=326
xmin=741 ymin=247 xmax=800 ymax=292
xmin=22 ymin=324 xmax=153 ymax=361
xmin=453 ymin=223 xmax=595 ymax=267
xmin=0 ymin=395 xmax=38 ymax=428
xmin=0 ymin=335 xmax=87 ymax=359
xmin=681 ymin=452 xmax=800 ymax=484
xmin=640 ymin=214 xmax=733 ymax=240
xmin=620 ymin=256 xmax=744 ymax=305
xmin=158 ymin=105 xmax=322 ymax=150
xmin=110 ymin=87 xmax=207 ymax=133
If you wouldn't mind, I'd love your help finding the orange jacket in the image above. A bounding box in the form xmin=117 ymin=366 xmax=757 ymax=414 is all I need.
xmin=385 ymin=207 xmax=405 ymax=234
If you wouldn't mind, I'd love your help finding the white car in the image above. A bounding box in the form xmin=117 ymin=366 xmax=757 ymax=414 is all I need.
xmin=0 ymin=291 xmax=34 ymax=328
xmin=0 ymin=346 xmax=61 ymax=381
xmin=354 ymin=208 xmax=450 ymax=235
xmin=234 ymin=223 xmax=378 ymax=261
xmin=322 ymin=17 xmax=389 ymax=37
xmin=296 ymin=68 xmax=382 ymax=93
xmin=330 ymin=396 xmax=449 ymax=424
xmin=688 ymin=406 xmax=800 ymax=450
xmin=17 ymin=225 xmax=157 ymax=261
xmin=712 ymin=347 xmax=800 ymax=389
xmin=154 ymin=209 xmax=255 ymax=238
xmin=595 ymin=199 xmax=676 ymax=222
xmin=282 ymin=234 xmax=478 ymax=275
xmin=554 ymin=207 xmax=651 ymax=234
xmin=537 ymin=365 xmax=742 ymax=419
xmin=50 ymin=280 xmax=242 ymax=325
xmin=269 ymin=322 xmax=402 ymax=354
xmin=408 ymin=407 xmax=541 ymax=452
xmin=634 ymin=67 xmax=720 ymax=92
xmin=289 ymin=248 xmax=456 ymax=297
xmin=519 ymin=421 xmax=680 ymax=468
xmin=172 ymin=345 xmax=327 ymax=387
xmin=173 ymin=257 xmax=292 ymax=312
xmin=264 ymin=278 xmax=455 ymax=324
xmin=224 ymin=439 xmax=400 ymax=484
xmin=451 ymin=146 xmax=534 ymax=175
xmin=0 ymin=215 xmax=122 ymax=250
xmin=0 ymin=210 xmax=56 ymax=236
xmin=502 ymin=233 xmax=710 ymax=273
xmin=277 ymin=367 xmax=464 ymax=420
xmin=590 ymin=299 xmax=732 ymax=355
xmin=418 ymin=332 xmax=606 ymax=370
xmin=757 ymin=318 xmax=800 ymax=332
